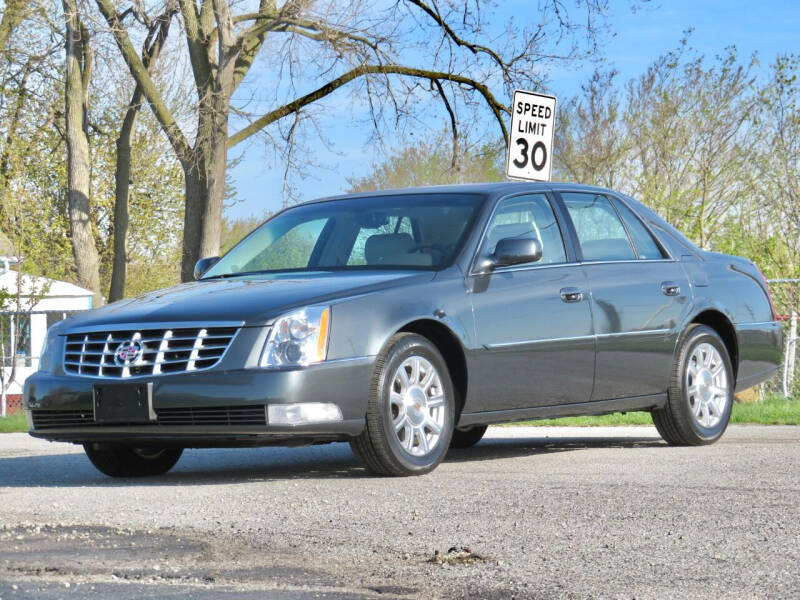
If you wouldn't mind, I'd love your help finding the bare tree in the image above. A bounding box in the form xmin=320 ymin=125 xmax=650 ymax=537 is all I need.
xmin=751 ymin=55 xmax=800 ymax=282
xmin=0 ymin=0 xmax=29 ymax=55
xmin=554 ymin=69 xmax=628 ymax=188
xmin=109 ymin=2 xmax=177 ymax=301
xmin=93 ymin=0 xmax=608 ymax=281
xmin=624 ymin=44 xmax=756 ymax=247
xmin=0 ymin=234 xmax=49 ymax=417
xmin=63 ymin=0 xmax=102 ymax=304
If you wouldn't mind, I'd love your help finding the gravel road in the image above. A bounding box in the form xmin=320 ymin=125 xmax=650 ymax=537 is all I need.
xmin=0 ymin=425 xmax=798 ymax=599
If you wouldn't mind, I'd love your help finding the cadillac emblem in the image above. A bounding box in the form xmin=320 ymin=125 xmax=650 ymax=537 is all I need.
xmin=114 ymin=340 xmax=143 ymax=366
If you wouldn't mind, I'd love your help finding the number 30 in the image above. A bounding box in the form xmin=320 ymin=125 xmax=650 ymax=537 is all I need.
xmin=512 ymin=138 xmax=547 ymax=171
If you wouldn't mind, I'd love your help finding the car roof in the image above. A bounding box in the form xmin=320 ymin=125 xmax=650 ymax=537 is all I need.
xmin=302 ymin=181 xmax=616 ymax=204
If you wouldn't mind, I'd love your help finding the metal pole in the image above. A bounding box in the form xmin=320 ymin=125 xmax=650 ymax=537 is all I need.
xmin=1 ymin=316 xmax=10 ymax=417
xmin=787 ymin=311 xmax=798 ymax=397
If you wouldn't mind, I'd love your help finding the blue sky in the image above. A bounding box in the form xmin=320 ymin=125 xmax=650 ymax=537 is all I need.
xmin=225 ymin=0 xmax=800 ymax=220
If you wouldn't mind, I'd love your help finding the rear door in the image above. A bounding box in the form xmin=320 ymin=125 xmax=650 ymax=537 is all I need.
xmin=467 ymin=192 xmax=595 ymax=411
xmin=559 ymin=191 xmax=691 ymax=400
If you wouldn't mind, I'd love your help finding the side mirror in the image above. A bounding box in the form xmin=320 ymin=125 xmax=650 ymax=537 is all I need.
xmin=194 ymin=256 xmax=220 ymax=280
xmin=489 ymin=237 xmax=543 ymax=269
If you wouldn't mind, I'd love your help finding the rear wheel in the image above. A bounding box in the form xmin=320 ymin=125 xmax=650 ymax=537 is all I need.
xmin=450 ymin=425 xmax=488 ymax=449
xmin=350 ymin=333 xmax=455 ymax=476
xmin=652 ymin=325 xmax=733 ymax=446
xmin=83 ymin=444 xmax=183 ymax=477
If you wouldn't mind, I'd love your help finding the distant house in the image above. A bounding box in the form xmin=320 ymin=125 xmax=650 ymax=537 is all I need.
xmin=1 ymin=250 xmax=93 ymax=412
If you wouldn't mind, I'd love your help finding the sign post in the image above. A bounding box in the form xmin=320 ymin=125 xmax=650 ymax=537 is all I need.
xmin=506 ymin=90 xmax=557 ymax=182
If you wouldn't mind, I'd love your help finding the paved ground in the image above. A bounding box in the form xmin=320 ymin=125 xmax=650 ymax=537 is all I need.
xmin=0 ymin=425 xmax=798 ymax=599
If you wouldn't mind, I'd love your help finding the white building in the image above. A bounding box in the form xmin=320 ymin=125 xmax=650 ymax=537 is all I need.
xmin=1 ymin=256 xmax=93 ymax=397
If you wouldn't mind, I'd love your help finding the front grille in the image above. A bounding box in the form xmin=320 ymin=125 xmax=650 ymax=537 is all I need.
xmin=31 ymin=409 xmax=94 ymax=429
xmin=63 ymin=326 xmax=238 ymax=378
xmin=156 ymin=405 xmax=267 ymax=426
xmin=31 ymin=405 xmax=267 ymax=429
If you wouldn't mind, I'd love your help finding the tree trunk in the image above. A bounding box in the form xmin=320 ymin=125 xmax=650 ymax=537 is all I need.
xmin=177 ymin=0 xmax=236 ymax=283
xmin=200 ymin=98 xmax=230 ymax=263
xmin=180 ymin=156 xmax=208 ymax=282
xmin=108 ymin=89 xmax=142 ymax=302
xmin=178 ymin=151 xmax=225 ymax=283
xmin=0 ymin=0 xmax=27 ymax=56
xmin=63 ymin=0 xmax=101 ymax=305
xmin=179 ymin=101 xmax=229 ymax=282
xmin=109 ymin=12 xmax=173 ymax=301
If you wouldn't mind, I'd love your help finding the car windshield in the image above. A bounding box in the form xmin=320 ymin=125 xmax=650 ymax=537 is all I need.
xmin=202 ymin=193 xmax=485 ymax=278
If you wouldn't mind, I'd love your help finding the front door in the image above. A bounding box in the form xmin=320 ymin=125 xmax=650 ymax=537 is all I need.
xmin=560 ymin=191 xmax=692 ymax=400
xmin=468 ymin=193 xmax=595 ymax=412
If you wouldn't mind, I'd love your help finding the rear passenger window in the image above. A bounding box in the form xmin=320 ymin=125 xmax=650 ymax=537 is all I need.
xmin=562 ymin=193 xmax=636 ymax=261
xmin=612 ymin=199 xmax=665 ymax=260
xmin=484 ymin=194 xmax=566 ymax=265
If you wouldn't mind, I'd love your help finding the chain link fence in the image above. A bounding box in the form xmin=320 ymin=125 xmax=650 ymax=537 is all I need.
xmin=767 ymin=279 xmax=799 ymax=398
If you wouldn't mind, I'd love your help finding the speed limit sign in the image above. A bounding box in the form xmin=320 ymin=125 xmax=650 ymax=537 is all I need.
xmin=506 ymin=90 xmax=557 ymax=182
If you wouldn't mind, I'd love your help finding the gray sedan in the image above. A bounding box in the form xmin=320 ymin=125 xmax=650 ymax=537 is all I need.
xmin=25 ymin=183 xmax=782 ymax=476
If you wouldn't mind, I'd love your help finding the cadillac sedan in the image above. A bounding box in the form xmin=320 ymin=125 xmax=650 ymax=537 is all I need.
xmin=25 ymin=183 xmax=782 ymax=477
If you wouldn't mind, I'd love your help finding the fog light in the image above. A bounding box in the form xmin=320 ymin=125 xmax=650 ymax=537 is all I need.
xmin=268 ymin=403 xmax=343 ymax=426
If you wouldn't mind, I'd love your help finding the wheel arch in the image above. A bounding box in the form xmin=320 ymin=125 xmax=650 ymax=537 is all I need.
xmin=689 ymin=309 xmax=739 ymax=379
xmin=395 ymin=319 xmax=469 ymax=418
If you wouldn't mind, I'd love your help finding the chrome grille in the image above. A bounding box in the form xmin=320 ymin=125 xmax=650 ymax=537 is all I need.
xmin=63 ymin=326 xmax=238 ymax=378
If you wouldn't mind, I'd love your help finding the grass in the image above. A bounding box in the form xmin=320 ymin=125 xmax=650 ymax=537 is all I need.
xmin=0 ymin=411 xmax=28 ymax=433
xmin=0 ymin=396 xmax=797 ymax=433
xmin=730 ymin=396 xmax=800 ymax=425
xmin=510 ymin=395 xmax=800 ymax=427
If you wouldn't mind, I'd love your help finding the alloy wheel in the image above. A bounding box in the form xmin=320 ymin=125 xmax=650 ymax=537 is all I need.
xmin=685 ymin=342 xmax=729 ymax=429
xmin=389 ymin=355 xmax=446 ymax=457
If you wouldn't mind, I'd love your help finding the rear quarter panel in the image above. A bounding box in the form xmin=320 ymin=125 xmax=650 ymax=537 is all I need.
xmin=690 ymin=254 xmax=782 ymax=388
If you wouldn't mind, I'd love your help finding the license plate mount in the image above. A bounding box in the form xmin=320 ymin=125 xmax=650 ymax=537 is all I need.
xmin=93 ymin=382 xmax=155 ymax=424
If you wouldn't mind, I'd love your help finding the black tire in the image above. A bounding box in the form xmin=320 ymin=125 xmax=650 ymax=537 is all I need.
xmin=84 ymin=444 xmax=183 ymax=477
xmin=652 ymin=324 xmax=734 ymax=446
xmin=350 ymin=333 xmax=455 ymax=476
xmin=450 ymin=425 xmax=488 ymax=449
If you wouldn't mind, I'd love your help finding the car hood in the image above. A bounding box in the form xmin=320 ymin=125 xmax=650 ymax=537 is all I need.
xmin=61 ymin=271 xmax=435 ymax=331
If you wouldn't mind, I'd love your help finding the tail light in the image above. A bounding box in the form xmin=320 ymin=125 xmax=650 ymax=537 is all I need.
xmin=754 ymin=264 xmax=778 ymax=321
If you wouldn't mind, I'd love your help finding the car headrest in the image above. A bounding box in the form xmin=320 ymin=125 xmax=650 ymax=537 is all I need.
xmin=364 ymin=233 xmax=432 ymax=266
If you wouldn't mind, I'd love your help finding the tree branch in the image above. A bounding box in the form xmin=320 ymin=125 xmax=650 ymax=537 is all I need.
xmin=232 ymin=0 xmax=277 ymax=91
xmin=406 ymin=0 xmax=506 ymax=70
xmin=0 ymin=0 xmax=28 ymax=56
xmin=228 ymin=64 xmax=509 ymax=148
xmin=433 ymin=79 xmax=458 ymax=168
xmin=230 ymin=3 xmax=385 ymax=93
xmin=281 ymin=17 xmax=381 ymax=52
xmin=178 ymin=0 xmax=212 ymax=94
xmin=94 ymin=0 xmax=192 ymax=163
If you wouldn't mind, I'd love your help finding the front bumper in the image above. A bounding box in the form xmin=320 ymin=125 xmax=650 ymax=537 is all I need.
xmin=24 ymin=357 xmax=373 ymax=446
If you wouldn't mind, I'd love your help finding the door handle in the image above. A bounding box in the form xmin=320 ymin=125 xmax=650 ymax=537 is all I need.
xmin=560 ymin=287 xmax=583 ymax=303
xmin=661 ymin=281 xmax=681 ymax=296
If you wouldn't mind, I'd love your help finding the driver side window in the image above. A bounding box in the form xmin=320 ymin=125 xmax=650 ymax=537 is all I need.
xmin=484 ymin=194 xmax=566 ymax=266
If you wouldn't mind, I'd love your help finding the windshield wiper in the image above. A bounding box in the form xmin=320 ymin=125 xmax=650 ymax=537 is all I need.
xmin=201 ymin=268 xmax=311 ymax=280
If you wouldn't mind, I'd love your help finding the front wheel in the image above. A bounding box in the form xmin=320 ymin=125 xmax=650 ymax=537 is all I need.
xmin=350 ymin=333 xmax=455 ymax=476
xmin=652 ymin=325 xmax=733 ymax=446
xmin=84 ymin=444 xmax=183 ymax=477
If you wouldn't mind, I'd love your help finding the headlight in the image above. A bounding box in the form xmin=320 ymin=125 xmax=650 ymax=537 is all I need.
xmin=259 ymin=306 xmax=330 ymax=367
xmin=38 ymin=324 xmax=61 ymax=373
